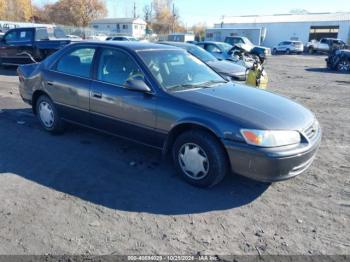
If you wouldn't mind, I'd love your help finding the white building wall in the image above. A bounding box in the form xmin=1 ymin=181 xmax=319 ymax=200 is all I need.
xmin=216 ymin=21 xmax=350 ymax=47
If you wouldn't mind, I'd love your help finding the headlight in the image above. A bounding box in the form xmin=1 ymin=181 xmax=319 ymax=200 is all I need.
xmin=240 ymin=129 xmax=301 ymax=147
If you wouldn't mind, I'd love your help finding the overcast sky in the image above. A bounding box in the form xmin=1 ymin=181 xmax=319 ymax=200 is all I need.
xmin=33 ymin=0 xmax=350 ymax=26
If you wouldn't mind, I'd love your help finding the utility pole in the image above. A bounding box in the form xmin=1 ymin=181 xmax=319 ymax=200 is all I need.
xmin=133 ymin=2 xmax=136 ymax=18
xmin=172 ymin=3 xmax=176 ymax=33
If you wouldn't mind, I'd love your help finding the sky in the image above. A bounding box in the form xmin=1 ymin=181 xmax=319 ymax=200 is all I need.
xmin=33 ymin=0 xmax=350 ymax=27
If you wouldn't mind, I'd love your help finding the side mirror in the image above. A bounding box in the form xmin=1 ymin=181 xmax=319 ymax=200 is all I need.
xmin=125 ymin=79 xmax=152 ymax=93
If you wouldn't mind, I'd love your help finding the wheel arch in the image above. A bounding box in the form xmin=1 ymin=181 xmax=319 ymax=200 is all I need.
xmin=32 ymin=90 xmax=51 ymax=115
xmin=162 ymin=120 xmax=224 ymax=155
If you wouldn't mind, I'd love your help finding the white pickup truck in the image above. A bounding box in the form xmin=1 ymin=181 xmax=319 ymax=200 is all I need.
xmin=306 ymin=38 xmax=346 ymax=53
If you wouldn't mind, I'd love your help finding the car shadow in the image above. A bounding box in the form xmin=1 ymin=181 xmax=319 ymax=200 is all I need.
xmin=0 ymin=67 xmax=18 ymax=76
xmin=305 ymin=67 xmax=349 ymax=74
xmin=0 ymin=108 xmax=270 ymax=215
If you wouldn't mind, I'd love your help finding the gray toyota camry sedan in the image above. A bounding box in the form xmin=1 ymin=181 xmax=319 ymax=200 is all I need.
xmin=18 ymin=42 xmax=321 ymax=187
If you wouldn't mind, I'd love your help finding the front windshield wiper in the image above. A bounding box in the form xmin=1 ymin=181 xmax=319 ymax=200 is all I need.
xmin=197 ymin=80 xmax=228 ymax=87
xmin=167 ymin=80 xmax=227 ymax=92
xmin=167 ymin=84 xmax=202 ymax=91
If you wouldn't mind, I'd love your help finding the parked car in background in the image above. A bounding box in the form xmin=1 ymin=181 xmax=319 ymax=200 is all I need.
xmin=224 ymin=36 xmax=271 ymax=56
xmin=160 ymin=41 xmax=247 ymax=81
xmin=66 ymin=35 xmax=83 ymax=41
xmin=196 ymin=41 xmax=234 ymax=60
xmin=0 ymin=32 xmax=4 ymax=40
xmin=326 ymin=49 xmax=350 ymax=72
xmin=272 ymin=41 xmax=304 ymax=54
xmin=86 ymin=33 xmax=108 ymax=41
xmin=306 ymin=38 xmax=346 ymax=54
xmin=106 ymin=36 xmax=138 ymax=41
xmin=18 ymin=41 xmax=321 ymax=187
xmin=0 ymin=27 xmax=73 ymax=66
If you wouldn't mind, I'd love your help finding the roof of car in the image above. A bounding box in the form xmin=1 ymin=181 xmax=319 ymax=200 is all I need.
xmin=159 ymin=41 xmax=195 ymax=49
xmin=198 ymin=41 xmax=231 ymax=45
xmin=70 ymin=41 xmax=180 ymax=52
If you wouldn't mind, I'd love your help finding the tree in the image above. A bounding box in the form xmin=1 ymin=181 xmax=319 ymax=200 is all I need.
xmin=0 ymin=0 xmax=33 ymax=21
xmin=150 ymin=0 xmax=184 ymax=34
xmin=43 ymin=0 xmax=107 ymax=27
xmin=0 ymin=0 xmax=7 ymax=20
xmin=191 ymin=22 xmax=207 ymax=41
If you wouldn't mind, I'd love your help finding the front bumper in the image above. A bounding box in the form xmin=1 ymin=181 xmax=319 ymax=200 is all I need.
xmin=222 ymin=130 xmax=321 ymax=182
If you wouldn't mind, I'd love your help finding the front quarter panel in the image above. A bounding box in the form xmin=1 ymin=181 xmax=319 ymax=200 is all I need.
xmin=156 ymin=94 xmax=243 ymax=142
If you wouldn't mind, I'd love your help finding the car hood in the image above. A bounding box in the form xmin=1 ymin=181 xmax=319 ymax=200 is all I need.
xmin=171 ymin=83 xmax=315 ymax=131
xmin=207 ymin=60 xmax=246 ymax=76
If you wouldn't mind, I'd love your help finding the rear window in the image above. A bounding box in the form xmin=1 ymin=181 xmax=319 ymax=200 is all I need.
xmin=35 ymin=27 xmax=66 ymax=40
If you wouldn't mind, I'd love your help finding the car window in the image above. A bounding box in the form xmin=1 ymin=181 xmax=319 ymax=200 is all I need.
xmin=4 ymin=31 xmax=17 ymax=42
xmin=97 ymin=48 xmax=144 ymax=86
xmin=188 ymin=46 xmax=217 ymax=62
xmin=17 ymin=30 xmax=33 ymax=42
xmin=206 ymin=44 xmax=221 ymax=53
xmin=56 ymin=48 xmax=96 ymax=78
xmin=320 ymin=39 xmax=326 ymax=43
xmin=139 ymin=50 xmax=224 ymax=91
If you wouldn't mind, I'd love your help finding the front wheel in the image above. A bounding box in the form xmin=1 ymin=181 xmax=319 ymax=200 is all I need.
xmin=172 ymin=130 xmax=229 ymax=188
xmin=36 ymin=95 xmax=64 ymax=133
xmin=285 ymin=49 xmax=290 ymax=55
xmin=337 ymin=59 xmax=350 ymax=72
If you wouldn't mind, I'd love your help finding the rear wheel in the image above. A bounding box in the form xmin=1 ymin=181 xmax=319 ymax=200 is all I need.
xmin=272 ymin=48 xmax=277 ymax=55
xmin=172 ymin=130 xmax=229 ymax=188
xmin=286 ymin=49 xmax=290 ymax=55
xmin=36 ymin=95 xmax=64 ymax=133
xmin=337 ymin=59 xmax=350 ymax=72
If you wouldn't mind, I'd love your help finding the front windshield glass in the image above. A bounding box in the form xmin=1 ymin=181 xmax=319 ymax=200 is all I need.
xmin=242 ymin=37 xmax=253 ymax=45
xmin=188 ymin=46 xmax=217 ymax=62
xmin=138 ymin=50 xmax=225 ymax=91
xmin=217 ymin=42 xmax=233 ymax=52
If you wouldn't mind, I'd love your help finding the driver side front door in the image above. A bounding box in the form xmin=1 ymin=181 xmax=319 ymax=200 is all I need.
xmin=90 ymin=47 xmax=163 ymax=148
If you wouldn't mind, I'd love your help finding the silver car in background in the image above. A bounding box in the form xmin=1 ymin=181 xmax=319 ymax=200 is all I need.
xmin=273 ymin=41 xmax=304 ymax=54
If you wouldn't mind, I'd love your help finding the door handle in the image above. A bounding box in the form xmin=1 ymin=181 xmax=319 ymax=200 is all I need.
xmin=47 ymin=82 xmax=54 ymax=86
xmin=92 ymin=91 xmax=102 ymax=99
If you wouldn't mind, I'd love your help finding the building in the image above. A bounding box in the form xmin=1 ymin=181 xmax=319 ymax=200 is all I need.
xmin=206 ymin=13 xmax=350 ymax=47
xmin=90 ymin=18 xmax=147 ymax=39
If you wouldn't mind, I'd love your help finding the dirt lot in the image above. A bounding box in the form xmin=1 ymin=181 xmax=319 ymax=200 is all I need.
xmin=0 ymin=55 xmax=349 ymax=256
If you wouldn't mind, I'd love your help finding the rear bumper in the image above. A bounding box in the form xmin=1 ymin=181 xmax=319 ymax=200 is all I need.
xmin=222 ymin=131 xmax=321 ymax=182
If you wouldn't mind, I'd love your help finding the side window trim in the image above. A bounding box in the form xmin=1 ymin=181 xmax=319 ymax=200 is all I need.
xmin=49 ymin=45 xmax=98 ymax=80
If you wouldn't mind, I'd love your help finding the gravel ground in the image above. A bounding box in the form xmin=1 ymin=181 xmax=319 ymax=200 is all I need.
xmin=0 ymin=55 xmax=349 ymax=256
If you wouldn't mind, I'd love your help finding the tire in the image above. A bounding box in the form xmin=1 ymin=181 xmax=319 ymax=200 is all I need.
xmin=172 ymin=130 xmax=229 ymax=188
xmin=337 ymin=59 xmax=350 ymax=72
xmin=286 ymin=49 xmax=290 ymax=55
xmin=308 ymin=47 xmax=314 ymax=54
xmin=272 ymin=48 xmax=277 ymax=55
xmin=36 ymin=95 xmax=64 ymax=133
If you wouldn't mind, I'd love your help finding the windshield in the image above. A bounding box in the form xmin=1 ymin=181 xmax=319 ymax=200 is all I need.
xmin=187 ymin=46 xmax=217 ymax=62
xmin=217 ymin=42 xmax=233 ymax=52
xmin=138 ymin=50 xmax=225 ymax=91
xmin=241 ymin=37 xmax=253 ymax=45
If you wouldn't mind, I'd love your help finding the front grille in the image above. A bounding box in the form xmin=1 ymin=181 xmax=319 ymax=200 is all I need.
xmin=303 ymin=121 xmax=318 ymax=141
